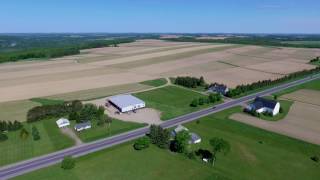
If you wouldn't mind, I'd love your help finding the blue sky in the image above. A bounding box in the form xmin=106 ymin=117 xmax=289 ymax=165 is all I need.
xmin=0 ymin=0 xmax=319 ymax=33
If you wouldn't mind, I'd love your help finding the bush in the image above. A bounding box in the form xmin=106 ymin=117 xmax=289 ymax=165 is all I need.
xmin=190 ymin=99 xmax=198 ymax=107
xmin=133 ymin=136 xmax=150 ymax=150
xmin=20 ymin=128 xmax=29 ymax=140
xmin=0 ymin=133 xmax=8 ymax=142
xmin=198 ymin=97 xmax=205 ymax=105
xmin=149 ymin=125 xmax=170 ymax=149
xmin=32 ymin=126 xmax=41 ymax=141
xmin=279 ymin=107 xmax=284 ymax=113
xmin=310 ymin=156 xmax=319 ymax=163
xmin=61 ymin=156 xmax=76 ymax=170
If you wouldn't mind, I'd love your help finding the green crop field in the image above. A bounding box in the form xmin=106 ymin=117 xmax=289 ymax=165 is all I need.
xmin=14 ymin=107 xmax=320 ymax=180
xmin=0 ymin=118 xmax=74 ymax=166
xmin=134 ymin=86 xmax=217 ymax=120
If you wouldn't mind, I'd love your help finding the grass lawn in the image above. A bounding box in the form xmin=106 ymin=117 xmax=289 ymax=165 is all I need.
xmin=71 ymin=119 xmax=146 ymax=143
xmin=0 ymin=100 xmax=40 ymax=122
xmin=0 ymin=118 xmax=74 ymax=166
xmin=14 ymin=107 xmax=320 ymax=180
xmin=140 ymin=78 xmax=167 ymax=87
xmin=134 ymin=86 xmax=219 ymax=120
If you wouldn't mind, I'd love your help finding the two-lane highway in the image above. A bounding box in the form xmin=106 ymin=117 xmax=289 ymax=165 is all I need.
xmin=0 ymin=74 xmax=319 ymax=179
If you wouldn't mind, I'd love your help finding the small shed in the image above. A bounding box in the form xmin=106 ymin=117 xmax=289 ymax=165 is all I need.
xmin=189 ymin=133 xmax=201 ymax=144
xmin=74 ymin=121 xmax=91 ymax=132
xmin=56 ymin=118 xmax=70 ymax=128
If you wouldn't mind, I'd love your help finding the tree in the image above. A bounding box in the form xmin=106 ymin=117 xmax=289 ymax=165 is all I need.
xmin=198 ymin=97 xmax=205 ymax=105
xmin=69 ymin=111 xmax=80 ymax=121
xmin=32 ymin=126 xmax=40 ymax=141
xmin=133 ymin=136 xmax=150 ymax=150
xmin=71 ymin=100 xmax=83 ymax=112
xmin=209 ymin=137 xmax=231 ymax=166
xmin=20 ymin=128 xmax=29 ymax=140
xmin=149 ymin=125 xmax=170 ymax=149
xmin=190 ymin=99 xmax=198 ymax=107
xmin=61 ymin=156 xmax=76 ymax=170
xmin=199 ymin=76 xmax=205 ymax=86
xmin=171 ymin=130 xmax=191 ymax=153
xmin=279 ymin=107 xmax=284 ymax=113
xmin=274 ymin=95 xmax=278 ymax=100
xmin=0 ymin=132 xmax=8 ymax=142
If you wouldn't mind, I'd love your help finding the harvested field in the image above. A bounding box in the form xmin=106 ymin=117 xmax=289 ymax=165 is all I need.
xmin=0 ymin=39 xmax=319 ymax=107
xmin=245 ymin=61 xmax=315 ymax=75
xmin=231 ymin=89 xmax=320 ymax=145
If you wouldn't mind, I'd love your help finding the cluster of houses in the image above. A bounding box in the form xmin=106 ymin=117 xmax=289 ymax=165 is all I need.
xmin=172 ymin=125 xmax=201 ymax=144
xmin=56 ymin=118 xmax=92 ymax=132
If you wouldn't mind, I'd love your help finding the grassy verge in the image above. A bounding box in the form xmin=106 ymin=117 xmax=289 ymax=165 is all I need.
xmin=140 ymin=78 xmax=167 ymax=87
xmin=47 ymin=83 xmax=152 ymax=101
xmin=134 ymin=86 xmax=219 ymax=120
xmin=0 ymin=100 xmax=40 ymax=122
xmin=0 ymin=118 xmax=74 ymax=166
xmin=14 ymin=107 xmax=320 ymax=180
xmin=273 ymin=79 xmax=320 ymax=97
xmin=30 ymin=98 xmax=65 ymax=106
xmin=71 ymin=119 xmax=146 ymax=143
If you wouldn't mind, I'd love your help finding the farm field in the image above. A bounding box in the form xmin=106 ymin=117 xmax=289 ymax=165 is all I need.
xmin=0 ymin=119 xmax=74 ymax=166
xmin=13 ymin=107 xmax=320 ymax=180
xmin=231 ymin=80 xmax=320 ymax=145
xmin=0 ymin=40 xmax=320 ymax=104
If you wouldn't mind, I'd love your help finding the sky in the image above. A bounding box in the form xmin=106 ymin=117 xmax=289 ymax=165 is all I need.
xmin=0 ymin=0 xmax=319 ymax=34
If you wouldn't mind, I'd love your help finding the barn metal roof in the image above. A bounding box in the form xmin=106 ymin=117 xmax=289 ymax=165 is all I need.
xmin=108 ymin=94 xmax=145 ymax=109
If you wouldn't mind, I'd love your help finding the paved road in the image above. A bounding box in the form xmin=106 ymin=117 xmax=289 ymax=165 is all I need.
xmin=0 ymin=75 xmax=319 ymax=179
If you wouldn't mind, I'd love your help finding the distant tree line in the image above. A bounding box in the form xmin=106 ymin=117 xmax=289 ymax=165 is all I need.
xmin=0 ymin=38 xmax=134 ymax=63
xmin=165 ymin=37 xmax=320 ymax=48
xmin=174 ymin=76 xmax=206 ymax=88
xmin=226 ymin=67 xmax=320 ymax=98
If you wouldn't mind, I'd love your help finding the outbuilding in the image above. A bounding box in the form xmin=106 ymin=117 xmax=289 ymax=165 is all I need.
xmin=108 ymin=94 xmax=145 ymax=113
xmin=74 ymin=121 xmax=91 ymax=132
xmin=208 ymin=83 xmax=229 ymax=95
xmin=56 ymin=118 xmax=70 ymax=128
xmin=189 ymin=133 xmax=201 ymax=144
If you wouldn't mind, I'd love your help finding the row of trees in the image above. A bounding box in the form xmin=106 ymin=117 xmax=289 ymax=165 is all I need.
xmin=190 ymin=93 xmax=222 ymax=107
xmin=310 ymin=57 xmax=320 ymax=63
xmin=174 ymin=76 xmax=206 ymax=88
xmin=0 ymin=39 xmax=134 ymax=63
xmin=226 ymin=67 xmax=320 ymax=97
xmin=0 ymin=120 xmax=23 ymax=132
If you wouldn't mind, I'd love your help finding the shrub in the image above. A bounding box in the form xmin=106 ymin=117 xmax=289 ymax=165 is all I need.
xmin=0 ymin=133 xmax=8 ymax=142
xmin=32 ymin=126 xmax=41 ymax=141
xmin=198 ymin=97 xmax=205 ymax=105
xmin=310 ymin=156 xmax=319 ymax=163
xmin=133 ymin=136 xmax=150 ymax=150
xmin=190 ymin=99 xmax=198 ymax=107
xmin=20 ymin=128 xmax=29 ymax=140
xmin=61 ymin=156 xmax=76 ymax=170
xmin=279 ymin=107 xmax=284 ymax=113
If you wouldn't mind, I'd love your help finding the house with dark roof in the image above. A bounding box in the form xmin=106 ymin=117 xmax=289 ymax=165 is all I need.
xmin=246 ymin=97 xmax=280 ymax=116
xmin=208 ymin=83 xmax=229 ymax=95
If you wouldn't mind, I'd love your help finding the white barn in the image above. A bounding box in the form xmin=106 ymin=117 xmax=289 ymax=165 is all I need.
xmin=56 ymin=118 xmax=70 ymax=128
xmin=108 ymin=94 xmax=145 ymax=113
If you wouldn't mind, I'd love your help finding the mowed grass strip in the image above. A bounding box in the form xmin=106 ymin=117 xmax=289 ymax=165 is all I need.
xmin=72 ymin=119 xmax=146 ymax=143
xmin=47 ymin=83 xmax=152 ymax=101
xmin=14 ymin=107 xmax=320 ymax=180
xmin=0 ymin=119 xmax=74 ymax=166
xmin=0 ymin=100 xmax=40 ymax=122
xmin=134 ymin=86 xmax=215 ymax=120
xmin=273 ymin=79 xmax=320 ymax=97
xmin=140 ymin=78 xmax=167 ymax=87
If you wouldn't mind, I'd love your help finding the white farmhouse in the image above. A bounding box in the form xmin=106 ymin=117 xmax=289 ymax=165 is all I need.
xmin=246 ymin=97 xmax=280 ymax=116
xmin=56 ymin=118 xmax=70 ymax=128
xmin=74 ymin=121 xmax=91 ymax=132
xmin=108 ymin=94 xmax=145 ymax=113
